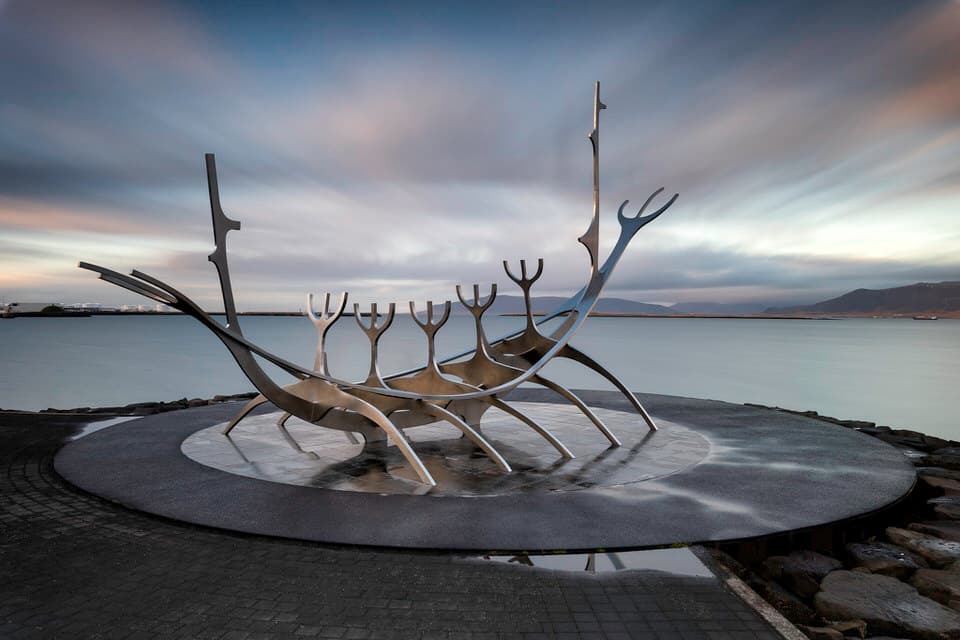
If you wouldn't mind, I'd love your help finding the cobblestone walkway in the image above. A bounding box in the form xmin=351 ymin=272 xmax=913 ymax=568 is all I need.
xmin=0 ymin=412 xmax=780 ymax=640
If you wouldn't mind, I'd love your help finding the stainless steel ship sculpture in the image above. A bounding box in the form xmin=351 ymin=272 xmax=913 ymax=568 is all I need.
xmin=79 ymin=82 xmax=677 ymax=486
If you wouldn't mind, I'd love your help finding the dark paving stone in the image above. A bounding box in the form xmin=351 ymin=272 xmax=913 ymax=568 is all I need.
xmin=0 ymin=409 xmax=784 ymax=640
xmin=54 ymin=391 xmax=916 ymax=550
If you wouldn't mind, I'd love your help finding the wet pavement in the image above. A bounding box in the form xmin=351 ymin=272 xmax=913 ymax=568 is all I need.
xmin=0 ymin=409 xmax=781 ymax=639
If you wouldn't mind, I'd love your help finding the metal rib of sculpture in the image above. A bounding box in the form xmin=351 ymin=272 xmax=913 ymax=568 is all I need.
xmin=78 ymin=82 xmax=677 ymax=486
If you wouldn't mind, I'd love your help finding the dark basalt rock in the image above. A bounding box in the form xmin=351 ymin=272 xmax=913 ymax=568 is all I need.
xmin=800 ymin=626 xmax=844 ymax=640
xmin=827 ymin=619 xmax=867 ymax=638
xmin=911 ymin=569 xmax=960 ymax=610
xmin=17 ymin=391 xmax=260 ymax=417
xmin=872 ymin=431 xmax=952 ymax=453
xmin=926 ymin=452 xmax=960 ymax=472
xmin=846 ymin=542 xmax=928 ymax=579
xmin=747 ymin=574 xmax=823 ymax=626
xmin=930 ymin=497 xmax=960 ymax=520
xmin=920 ymin=475 xmax=960 ymax=494
xmin=912 ymin=522 xmax=960 ymax=544
xmin=764 ymin=550 xmax=843 ymax=598
xmin=858 ymin=426 xmax=894 ymax=435
xmin=888 ymin=528 xmax=960 ymax=568
xmin=921 ymin=469 xmax=960 ymax=483
xmin=814 ymin=571 xmax=960 ymax=640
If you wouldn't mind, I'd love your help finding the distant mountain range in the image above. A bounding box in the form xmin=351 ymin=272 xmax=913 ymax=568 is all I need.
xmin=489 ymin=296 xmax=770 ymax=316
xmin=486 ymin=281 xmax=960 ymax=318
xmin=670 ymin=301 xmax=770 ymax=315
xmin=765 ymin=281 xmax=960 ymax=317
xmin=487 ymin=295 xmax=673 ymax=315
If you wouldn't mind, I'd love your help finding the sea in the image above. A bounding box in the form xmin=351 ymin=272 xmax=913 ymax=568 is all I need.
xmin=1 ymin=314 xmax=956 ymax=440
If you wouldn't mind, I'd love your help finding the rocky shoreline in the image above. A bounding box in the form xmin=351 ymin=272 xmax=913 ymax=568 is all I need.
xmin=714 ymin=403 xmax=960 ymax=640
xmin=0 ymin=391 xmax=258 ymax=417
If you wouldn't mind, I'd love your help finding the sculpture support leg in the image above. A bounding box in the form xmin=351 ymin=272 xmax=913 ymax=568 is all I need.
xmin=277 ymin=411 xmax=360 ymax=444
xmin=277 ymin=423 xmax=320 ymax=460
xmin=223 ymin=394 xmax=270 ymax=435
xmin=558 ymin=344 xmax=657 ymax=432
xmin=488 ymin=397 xmax=575 ymax=459
xmin=532 ymin=374 xmax=621 ymax=446
xmin=415 ymin=402 xmax=512 ymax=473
xmin=350 ymin=402 xmax=436 ymax=486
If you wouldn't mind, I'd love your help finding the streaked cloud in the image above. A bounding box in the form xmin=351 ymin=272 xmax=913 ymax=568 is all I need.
xmin=1 ymin=0 xmax=957 ymax=309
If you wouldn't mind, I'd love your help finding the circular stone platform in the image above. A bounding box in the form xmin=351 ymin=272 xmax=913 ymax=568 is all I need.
xmin=54 ymin=390 xmax=916 ymax=551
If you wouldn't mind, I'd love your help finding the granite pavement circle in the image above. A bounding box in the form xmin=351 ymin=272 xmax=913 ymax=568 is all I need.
xmin=53 ymin=390 xmax=917 ymax=551
xmin=0 ymin=410 xmax=781 ymax=639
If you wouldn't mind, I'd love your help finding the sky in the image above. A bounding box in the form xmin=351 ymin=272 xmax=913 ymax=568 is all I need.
xmin=1 ymin=0 xmax=958 ymax=311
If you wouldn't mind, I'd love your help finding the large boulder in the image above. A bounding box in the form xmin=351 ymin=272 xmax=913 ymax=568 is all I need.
xmin=912 ymin=570 xmax=960 ymax=610
xmin=847 ymin=542 xmax=928 ymax=579
xmin=922 ymin=469 xmax=960 ymax=483
xmin=764 ymin=550 xmax=843 ymax=598
xmin=874 ymin=431 xmax=951 ymax=453
xmin=930 ymin=497 xmax=960 ymax=521
xmin=747 ymin=574 xmax=822 ymax=626
xmin=920 ymin=475 xmax=960 ymax=494
xmin=814 ymin=571 xmax=960 ymax=640
xmin=912 ymin=523 xmax=960 ymax=543
xmin=888 ymin=528 xmax=960 ymax=568
xmin=925 ymin=450 xmax=960 ymax=472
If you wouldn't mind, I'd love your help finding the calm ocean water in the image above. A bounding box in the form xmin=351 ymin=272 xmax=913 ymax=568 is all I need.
xmin=1 ymin=314 xmax=956 ymax=439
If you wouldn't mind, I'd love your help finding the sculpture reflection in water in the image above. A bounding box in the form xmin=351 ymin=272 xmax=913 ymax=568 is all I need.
xmin=79 ymin=82 xmax=677 ymax=487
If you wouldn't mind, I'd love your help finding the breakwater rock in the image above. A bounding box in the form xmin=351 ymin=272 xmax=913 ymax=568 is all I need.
xmin=0 ymin=392 xmax=258 ymax=417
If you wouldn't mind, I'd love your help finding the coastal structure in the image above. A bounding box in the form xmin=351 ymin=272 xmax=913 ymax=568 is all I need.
xmin=3 ymin=302 xmax=62 ymax=314
xmin=79 ymin=82 xmax=677 ymax=486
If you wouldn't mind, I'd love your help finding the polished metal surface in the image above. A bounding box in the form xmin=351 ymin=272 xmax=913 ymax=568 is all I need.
xmin=79 ymin=82 xmax=677 ymax=486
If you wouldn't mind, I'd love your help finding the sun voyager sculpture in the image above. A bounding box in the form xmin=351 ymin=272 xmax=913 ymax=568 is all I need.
xmin=80 ymin=82 xmax=677 ymax=486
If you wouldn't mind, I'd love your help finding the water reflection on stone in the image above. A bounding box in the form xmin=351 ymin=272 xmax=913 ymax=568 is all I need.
xmin=479 ymin=548 xmax=714 ymax=577
xmin=181 ymin=402 xmax=709 ymax=496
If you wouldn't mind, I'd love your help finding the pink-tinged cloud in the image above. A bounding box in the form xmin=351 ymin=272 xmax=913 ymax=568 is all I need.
xmin=0 ymin=198 xmax=182 ymax=236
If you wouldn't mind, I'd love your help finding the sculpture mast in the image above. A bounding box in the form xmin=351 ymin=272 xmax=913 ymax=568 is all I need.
xmin=579 ymin=81 xmax=606 ymax=275
xmin=205 ymin=154 xmax=243 ymax=335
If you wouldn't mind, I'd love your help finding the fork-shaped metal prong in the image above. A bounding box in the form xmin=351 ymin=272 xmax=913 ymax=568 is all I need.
xmin=409 ymin=300 xmax=451 ymax=330
xmin=354 ymin=302 xmax=395 ymax=335
xmin=503 ymin=259 xmax=544 ymax=335
xmin=455 ymin=283 xmax=497 ymax=317
xmin=409 ymin=300 xmax=451 ymax=375
xmin=456 ymin=283 xmax=497 ymax=353
xmin=306 ymin=291 xmax=348 ymax=375
xmin=355 ymin=302 xmax=395 ymax=385
xmin=616 ymin=188 xmax=679 ymax=235
xmin=502 ymin=258 xmax=544 ymax=288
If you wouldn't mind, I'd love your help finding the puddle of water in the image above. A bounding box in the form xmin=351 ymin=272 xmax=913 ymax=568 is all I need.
xmin=481 ymin=547 xmax=714 ymax=577
xmin=70 ymin=416 xmax=139 ymax=440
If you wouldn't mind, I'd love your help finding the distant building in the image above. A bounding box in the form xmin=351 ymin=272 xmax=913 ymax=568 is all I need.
xmin=64 ymin=303 xmax=104 ymax=311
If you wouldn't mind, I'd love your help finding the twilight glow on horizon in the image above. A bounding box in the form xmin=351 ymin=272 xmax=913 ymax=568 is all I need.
xmin=1 ymin=0 xmax=958 ymax=311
